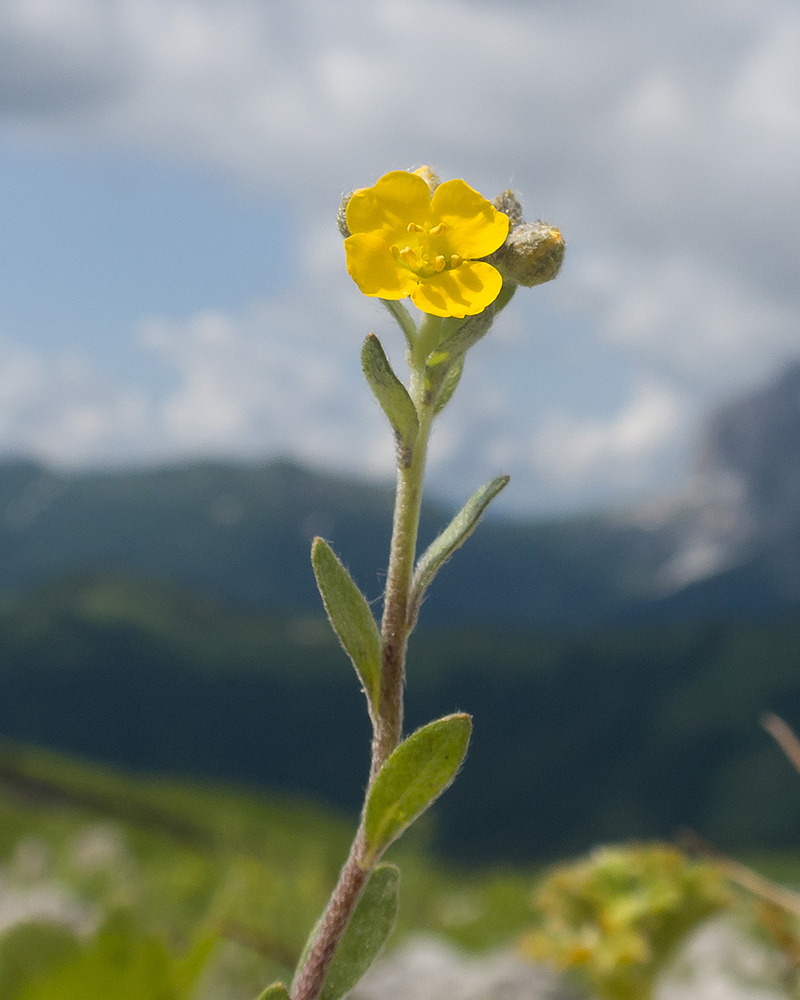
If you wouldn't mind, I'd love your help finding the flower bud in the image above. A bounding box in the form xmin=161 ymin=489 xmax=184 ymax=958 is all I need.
xmin=337 ymin=191 xmax=354 ymax=238
xmin=493 ymin=190 xmax=524 ymax=230
xmin=412 ymin=165 xmax=440 ymax=192
xmin=493 ymin=221 xmax=565 ymax=287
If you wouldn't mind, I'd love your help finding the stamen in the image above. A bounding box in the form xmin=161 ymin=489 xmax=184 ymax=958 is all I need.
xmin=429 ymin=223 xmax=447 ymax=236
xmin=449 ymin=254 xmax=462 ymax=269
xmin=390 ymin=246 xmax=400 ymax=260
xmin=399 ymin=246 xmax=417 ymax=265
xmin=433 ymin=255 xmax=446 ymax=272
xmin=407 ymin=222 xmax=424 ymax=233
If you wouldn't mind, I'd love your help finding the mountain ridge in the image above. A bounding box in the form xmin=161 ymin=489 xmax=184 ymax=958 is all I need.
xmin=2 ymin=358 xmax=800 ymax=626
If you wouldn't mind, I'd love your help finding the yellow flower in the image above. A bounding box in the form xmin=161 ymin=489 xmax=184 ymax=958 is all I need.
xmin=344 ymin=170 xmax=509 ymax=319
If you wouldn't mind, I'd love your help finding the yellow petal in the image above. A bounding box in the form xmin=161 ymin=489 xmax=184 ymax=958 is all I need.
xmin=410 ymin=261 xmax=503 ymax=318
xmin=430 ymin=180 xmax=509 ymax=259
xmin=346 ymin=171 xmax=432 ymax=243
xmin=345 ymin=232 xmax=418 ymax=299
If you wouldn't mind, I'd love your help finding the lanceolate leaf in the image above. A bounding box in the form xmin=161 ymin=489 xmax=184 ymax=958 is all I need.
xmin=363 ymin=714 xmax=472 ymax=866
xmin=408 ymin=476 xmax=510 ymax=625
xmin=311 ymin=538 xmax=382 ymax=715
xmin=319 ymin=864 xmax=400 ymax=1000
xmin=362 ymin=334 xmax=419 ymax=462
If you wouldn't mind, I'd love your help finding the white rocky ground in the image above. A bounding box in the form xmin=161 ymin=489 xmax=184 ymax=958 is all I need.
xmin=0 ymin=838 xmax=792 ymax=1000
xmin=351 ymin=936 xmax=577 ymax=1000
xmin=354 ymin=921 xmax=789 ymax=1000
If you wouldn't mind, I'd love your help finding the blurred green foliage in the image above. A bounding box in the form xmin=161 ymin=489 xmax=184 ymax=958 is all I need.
xmin=6 ymin=745 xmax=800 ymax=998
xmin=0 ymin=742 xmax=549 ymax=998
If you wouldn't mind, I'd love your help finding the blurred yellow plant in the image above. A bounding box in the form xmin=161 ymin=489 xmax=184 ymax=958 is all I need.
xmin=344 ymin=169 xmax=509 ymax=319
xmin=520 ymin=843 xmax=731 ymax=1000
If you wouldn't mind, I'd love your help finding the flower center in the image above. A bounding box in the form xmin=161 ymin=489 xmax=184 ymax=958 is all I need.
xmin=390 ymin=221 xmax=463 ymax=279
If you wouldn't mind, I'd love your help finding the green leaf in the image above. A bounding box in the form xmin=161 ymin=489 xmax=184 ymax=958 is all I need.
xmin=311 ymin=538 xmax=382 ymax=714
xmin=433 ymin=355 xmax=464 ymax=415
xmin=171 ymin=937 xmax=216 ymax=996
xmin=289 ymin=920 xmax=321 ymax=1000
xmin=289 ymin=865 xmax=399 ymax=1000
xmin=256 ymin=983 xmax=291 ymax=1000
xmin=319 ymin=864 xmax=400 ymax=1000
xmin=361 ymin=334 xmax=419 ymax=463
xmin=408 ymin=476 xmax=509 ymax=625
xmin=363 ymin=714 xmax=472 ymax=865
xmin=435 ymin=306 xmax=494 ymax=360
xmin=0 ymin=921 xmax=80 ymax=999
xmin=14 ymin=926 xmax=187 ymax=1000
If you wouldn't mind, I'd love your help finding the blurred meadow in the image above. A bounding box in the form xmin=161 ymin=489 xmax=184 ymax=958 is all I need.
xmin=3 ymin=0 xmax=800 ymax=997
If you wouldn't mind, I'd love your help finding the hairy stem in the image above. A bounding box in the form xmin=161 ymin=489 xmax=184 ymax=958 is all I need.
xmin=291 ymin=838 xmax=368 ymax=1000
xmin=291 ymin=315 xmax=440 ymax=1000
xmin=372 ymin=391 xmax=433 ymax=776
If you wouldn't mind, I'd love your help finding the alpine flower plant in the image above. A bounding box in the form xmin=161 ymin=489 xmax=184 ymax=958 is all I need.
xmin=261 ymin=166 xmax=564 ymax=1000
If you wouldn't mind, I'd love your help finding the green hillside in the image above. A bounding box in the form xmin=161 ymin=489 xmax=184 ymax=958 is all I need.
xmin=2 ymin=575 xmax=800 ymax=862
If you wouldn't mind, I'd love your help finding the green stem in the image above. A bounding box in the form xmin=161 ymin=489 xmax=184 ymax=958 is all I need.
xmin=372 ymin=375 xmax=434 ymax=777
xmin=372 ymin=314 xmax=441 ymax=774
xmin=291 ymin=837 xmax=368 ymax=1000
xmin=291 ymin=314 xmax=441 ymax=1000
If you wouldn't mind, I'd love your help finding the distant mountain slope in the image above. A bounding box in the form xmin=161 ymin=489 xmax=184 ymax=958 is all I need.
xmin=0 ymin=456 xmax=667 ymax=628
xmin=623 ymin=359 xmax=800 ymax=616
xmin=3 ymin=358 xmax=800 ymax=627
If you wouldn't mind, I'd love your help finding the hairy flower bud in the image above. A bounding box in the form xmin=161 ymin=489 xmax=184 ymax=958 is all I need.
xmin=337 ymin=191 xmax=354 ymax=238
xmin=412 ymin=164 xmax=440 ymax=193
xmin=493 ymin=221 xmax=564 ymax=287
xmin=493 ymin=190 xmax=524 ymax=230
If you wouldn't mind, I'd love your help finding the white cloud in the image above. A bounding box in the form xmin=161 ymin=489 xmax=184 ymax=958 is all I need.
xmin=139 ymin=298 xmax=397 ymax=478
xmin=531 ymin=381 xmax=690 ymax=491
xmin=0 ymin=298 xmax=401 ymax=481
xmin=0 ymin=332 xmax=148 ymax=463
xmin=570 ymin=253 xmax=798 ymax=390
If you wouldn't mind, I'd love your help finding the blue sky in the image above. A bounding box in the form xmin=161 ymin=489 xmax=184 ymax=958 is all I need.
xmin=0 ymin=145 xmax=290 ymax=366
xmin=0 ymin=0 xmax=798 ymax=516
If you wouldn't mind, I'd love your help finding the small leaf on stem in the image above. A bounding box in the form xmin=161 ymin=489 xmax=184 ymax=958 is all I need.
xmin=409 ymin=476 xmax=509 ymax=625
xmin=362 ymin=334 xmax=419 ymax=461
xmin=363 ymin=714 xmax=472 ymax=866
xmin=435 ymin=306 xmax=494 ymax=360
xmin=311 ymin=538 xmax=382 ymax=715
